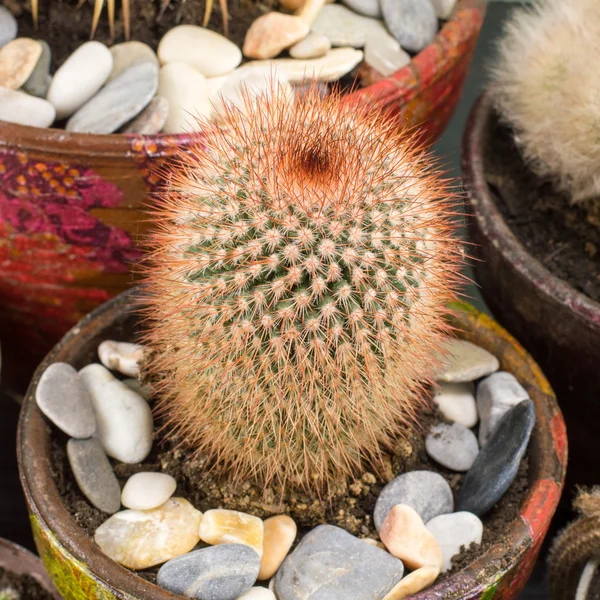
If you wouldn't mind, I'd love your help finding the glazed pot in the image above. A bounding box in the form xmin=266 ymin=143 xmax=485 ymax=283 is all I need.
xmin=0 ymin=537 xmax=62 ymax=599
xmin=462 ymin=91 xmax=600 ymax=490
xmin=18 ymin=288 xmax=566 ymax=600
xmin=0 ymin=0 xmax=487 ymax=391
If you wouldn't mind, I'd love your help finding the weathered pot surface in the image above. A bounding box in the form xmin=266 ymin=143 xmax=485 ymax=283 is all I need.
xmin=0 ymin=0 xmax=487 ymax=392
xmin=462 ymin=90 xmax=600 ymax=490
xmin=0 ymin=537 xmax=62 ymax=599
xmin=18 ymin=288 xmax=566 ymax=600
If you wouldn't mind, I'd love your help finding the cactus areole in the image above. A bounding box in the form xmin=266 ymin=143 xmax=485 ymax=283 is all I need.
xmin=143 ymin=85 xmax=463 ymax=493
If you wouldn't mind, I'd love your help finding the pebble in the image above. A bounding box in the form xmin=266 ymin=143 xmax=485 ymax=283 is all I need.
xmin=122 ymin=96 xmax=169 ymax=134
xmin=240 ymin=48 xmax=364 ymax=83
xmin=79 ymin=364 xmax=153 ymax=464
xmin=0 ymin=38 xmax=42 ymax=89
xmin=477 ymin=371 xmax=530 ymax=446
xmin=158 ymin=25 xmax=242 ymax=77
xmin=158 ymin=62 xmax=212 ymax=133
xmin=0 ymin=86 xmax=55 ymax=127
xmin=432 ymin=382 xmax=478 ymax=428
xmin=381 ymin=0 xmax=438 ymax=53
xmin=311 ymin=4 xmax=387 ymax=48
xmin=95 ymin=498 xmax=202 ymax=570
xmin=425 ymin=512 xmax=483 ymax=572
xmin=122 ymin=378 xmax=153 ymax=400
xmin=108 ymin=41 xmax=158 ymax=82
xmin=374 ymin=470 xmax=453 ymax=531
xmin=436 ymin=339 xmax=500 ymax=383
xmin=121 ymin=472 xmax=177 ymax=511
xmin=36 ymin=362 xmax=96 ymax=439
xmin=238 ymin=588 xmax=276 ymax=600
xmin=258 ymin=515 xmax=297 ymax=580
xmin=289 ymin=33 xmax=331 ymax=59
xmin=47 ymin=41 xmax=113 ymax=120
xmin=0 ymin=6 xmax=17 ymax=48
xmin=431 ymin=0 xmax=457 ymax=19
xmin=273 ymin=525 xmax=404 ymax=600
xmin=243 ymin=12 xmax=310 ymax=60
xmin=157 ymin=544 xmax=260 ymax=600
xmin=206 ymin=74 xmax=228 ymax=98
xmin=200 ymin=509 xmax=264 ymax=556
xmin=364 ymin=30 xmax=410 ymax=77
xmin=342 ymin=0 xmax=382 ymax=18
xmin=382 ymin=566 xmax=439 ymax=600
xmin=22 ymin=40 xmax=51 ymax=98
xmin=576 ymin=559 xmax=599 ymax=600
xmin=67 ymin=61 xmax=158 ymax=134
xmin=67 ymin=437 xmax=121 ymax=514
xmin=457 ymin=399 xmax=536 ymax=516
xmin=425 ymin=422 xmax=479 ymax=472
xmin=380 ymin=504 xmax=442 ymax=571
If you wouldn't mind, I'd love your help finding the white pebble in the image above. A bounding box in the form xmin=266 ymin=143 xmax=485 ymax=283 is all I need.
xmin=436 ymin=339 xmax=500 ymax=383
xmin=121 ymin=472 xmax=177 ymax=510
xmin=98 ymin=340 xmax=146 ymax=377
xmin=432 ymin=382 xmax=478 ymax=428
xmin=289 ymin=33 xmax=331 ymax=59
xmin=237 ymin=588 xmax=276 ymax=600
xmin=425 ymin=422 xmax=479 ymax=472
xmin=364 ymin=30 xmax=410 ymax=77
xmin=0 ymin=86 xmax=56 ymax=128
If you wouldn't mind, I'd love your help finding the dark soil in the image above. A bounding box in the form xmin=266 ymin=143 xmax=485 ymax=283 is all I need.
xmin=484 ymin=117 xmax=600 ymax=302
xmin=0 ymin=566 xmax=55 ymax=600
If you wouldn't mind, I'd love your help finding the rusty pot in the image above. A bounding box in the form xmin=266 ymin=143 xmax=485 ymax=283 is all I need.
xmin=462 ymin=91 xmax=600 ymax=490
xmin=18 ymin=289 xmax=566 ymax=599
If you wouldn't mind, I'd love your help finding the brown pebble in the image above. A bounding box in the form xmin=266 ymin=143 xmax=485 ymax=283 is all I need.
xmin=258 ymin=515 xmax=297 ymax=580
xmin=0 ymin=38 xmax=42 ymax=89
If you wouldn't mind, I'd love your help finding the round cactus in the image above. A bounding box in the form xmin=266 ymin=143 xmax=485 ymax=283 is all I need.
xmin=143 ymin=85 xmax=463 ymax=492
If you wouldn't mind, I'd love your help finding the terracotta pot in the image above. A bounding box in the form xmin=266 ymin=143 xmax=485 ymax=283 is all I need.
xmin=18 ymin=289 xmax=566 ymax=600
xmin=0 ymin=0 xmax=487 ymax=391
xmin=462 ymin=91 xmax=600 ymax=490
xmin=0 ymin=537 xmax=62 ymax=599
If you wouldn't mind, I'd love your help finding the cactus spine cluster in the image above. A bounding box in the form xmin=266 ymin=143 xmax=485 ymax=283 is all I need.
xmin=143 ymin=85 xmax=463 ymax=492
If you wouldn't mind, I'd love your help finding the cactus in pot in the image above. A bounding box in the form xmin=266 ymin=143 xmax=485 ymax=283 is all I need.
xmin=142 ymin=84 xmax=464 ymax=493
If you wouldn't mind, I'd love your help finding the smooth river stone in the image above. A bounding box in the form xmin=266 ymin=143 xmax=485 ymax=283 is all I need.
xmin=36 ymin=362 xmax=96 ymax=438
xmin=381 ymin=0 xmax=438 ymax=53
xmin=67 ymin=61 xmax=158 ymax=134
xmin=342 ymin=0 xmax=382 ymax=18
xmin=477 ymin=371 xmax=530 ymax=446
xmin=457 ymin=399 xmax=536 ymax=516
xmin=121 ymin=472 xmax=177 ymax=510
xmin=289 ymin=33 xmax=331 ymax=59
xmin=311 ymin=4 xmax=387 ymax=48
xmin=382 ymin=566 xmax=439 ymax=600
xmin=67 ymin=437 xmax=120 ymax=514
xmin=79 ymin=364 xmax=153 ymax=464
xmin=364 ymin=30 xmax=410 ymax=77
xmin=431 ymin=0 xmax=457 ymax=19
xmin=435 ymin=338 xmax=500 ymax=383
xmin=0 ymin=86 xmax=55 ymax=127
xmin=108 ymin=41 xmax=158 ymax=81
xmin=98 ymin=340 xmax=146 ymax=378
xmin=258 ymin=515 xmax=297 ymax=580
xmin=238 ymin=588 xmax=276 ymax=600
xmin=158 ymin=62 xmax=212 ymax=133
xmin=47 ymin=41 xmax=113 ymax=119
xmin=425 ymin=512 xmax=483 ymax=572
xmin=200 ymin=509 xmax=264 ymax=556
xmin=0 ymin=6 xmax=17 ymax=48
xmin=158 ymin=25 xmax=242 ymax=77
xmin=0 ymin=38 xmax=42 ymax=89
xmin=425 ymin=422 xmax=479 ymax=472
xmin=122 ymin=96 xmax=168 ymax=134
xmin=274 ymin=525 xmax=404 ymax=600
xmin=374 ymin=470 xmax=453 ymax=531
xmin=22 ymin=40 xmax=51 ymax=97
xmin=157 ymin=544 xmax=260 ymax=600
xmin=95 ymin=497 xmax=202 ymax=570
xmin=432 ymin=382 xmax=478 ymax=428
xmin=576 ymin=559 xmax=599 ymax=600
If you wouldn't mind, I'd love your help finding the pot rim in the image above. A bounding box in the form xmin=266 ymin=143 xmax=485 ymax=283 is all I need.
xmin=461 ymin=90 xmax=600 ymax=330
xmin=18 ymin=287 xmax=566 ymax=599
xmin=0 ymin=0 xmax=487 ymax=157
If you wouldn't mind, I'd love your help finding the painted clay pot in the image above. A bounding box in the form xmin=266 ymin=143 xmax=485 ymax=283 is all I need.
xmin=18 ymin=288 xmax=566 ymax=600
xmin=0 ymin=0 xmax=487 ymax=391
xmin=462 ymin=91 xmax=600 ymax=490
xmin=0 ymin=537 xmax=62 ymax=599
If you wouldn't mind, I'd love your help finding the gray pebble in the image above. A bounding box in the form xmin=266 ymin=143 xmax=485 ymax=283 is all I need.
xmin=0 ymin=7 xmax=17 ymax=49
xmin=373 ymin=470 xmax=453 ymax=531
xmin=457 ymin=399 xmax=536 ymax=516
xmin=381 ymin=0 xmax=438 ymax=53
xmin=67 ymin=437 xmax=121 ymax=514
xmin=157 ymin=544 xmax=260 ymax=600
xmin=23 ymin=40 xmax=51 ymax=98
xmin=36 ymin=362 xmax=96 ymax=439
xmin=273 ymin=525 xmax=403 ymax=600
xmin=67 ymin=61 xmax=158 ymax=134
xmin=425 ymin=422 xmax=479 ymax=472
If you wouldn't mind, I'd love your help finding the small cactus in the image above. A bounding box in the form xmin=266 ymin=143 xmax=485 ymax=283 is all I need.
xmin=491 ymin=0 xmax=600 ymax=209
xmin=142 ymin=84 xmax=463 ymax=492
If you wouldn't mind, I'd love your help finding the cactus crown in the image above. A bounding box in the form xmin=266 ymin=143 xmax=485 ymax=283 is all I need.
xmin=143 ymin=85 xmax=463 ymax=492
